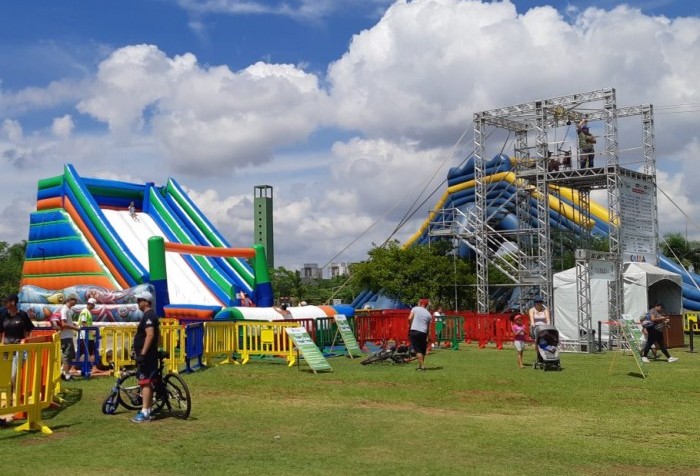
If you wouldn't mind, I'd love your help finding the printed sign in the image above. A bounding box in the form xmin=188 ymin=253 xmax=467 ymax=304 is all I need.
xmin=285 ymin=327 xmax=332 ymax=373
xmin=333 ymin=314 xmax=363 ymax=357
xmin=590 ymin=259 xmax=615 ymax=280
xmin=618 ymin=314 xmax=648 ymax=377
xmin=618 ymin=175 xmax=657 ymax=265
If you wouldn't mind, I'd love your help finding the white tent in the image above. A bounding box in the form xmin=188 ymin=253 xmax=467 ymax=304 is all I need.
xmin=553 ymin=262 xmax=682 ymax=341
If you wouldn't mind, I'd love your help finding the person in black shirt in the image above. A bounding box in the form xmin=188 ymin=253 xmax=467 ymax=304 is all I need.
xmin=131 ymin=291 xmax=159 ymax=423
xmin=1 ymin=294 xmax=34 ymax=344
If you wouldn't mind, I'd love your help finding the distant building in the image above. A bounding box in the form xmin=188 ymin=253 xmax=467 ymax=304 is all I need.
xmin=302 ymin=263 xmax=323 ymax=279
xmin=329 ymin=262 xmax=349 ymax=278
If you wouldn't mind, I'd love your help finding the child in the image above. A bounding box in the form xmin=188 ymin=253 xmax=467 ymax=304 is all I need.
xmin=510 ymin=313 xmax=527 ymax=368
xmin=639 ymin=312 xmax=659 ymax=359
xmin=538 ymin=332 xmax=557 ymax=354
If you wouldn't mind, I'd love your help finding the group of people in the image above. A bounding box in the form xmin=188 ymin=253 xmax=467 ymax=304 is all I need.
xmin=0 ymin=290 xmax=160 ymax=424
xmin=508 ymin=298 xmax=679 ymax=367
xmin=509 ymin=298 xmax=551 ymax=368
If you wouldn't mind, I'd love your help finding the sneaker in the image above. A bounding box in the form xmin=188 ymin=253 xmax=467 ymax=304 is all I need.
xmin=131 ymin=411 xmax=152 ymax=423
xmin=61 ymin=373 xmax=71 ymax=381
xmin=641 ymin=357 xmax=650 ymax=363
xmin=667 ymin=357 xmax=678 ymax=363
xmin=416 ymin=367 xmax=426 ymax=371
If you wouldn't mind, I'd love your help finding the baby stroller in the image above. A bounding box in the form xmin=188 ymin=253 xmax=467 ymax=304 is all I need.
xmin=533 ymin=325 xmax=561 ymax=371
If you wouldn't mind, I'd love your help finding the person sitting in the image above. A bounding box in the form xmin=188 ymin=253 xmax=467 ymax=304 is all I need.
xmin=538 ymin=333 xmax=557 ymax=354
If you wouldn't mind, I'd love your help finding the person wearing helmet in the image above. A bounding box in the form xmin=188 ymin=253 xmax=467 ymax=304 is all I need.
xmin=577 ymin=119 xmax=596 ymax=168
xmin=77 ymin=297 xmax=97 ymax=362
xmin=131 ymin=291 xmax=160 ymax=423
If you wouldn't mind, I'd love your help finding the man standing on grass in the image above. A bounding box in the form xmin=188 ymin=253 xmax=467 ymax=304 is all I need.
xmin=131 ymin=291 xmax=160 ymax=423
xmin=59 ymin=294 xmax=80 ymax=380
xmin=408 ymin=298 xmax=432 ymax=371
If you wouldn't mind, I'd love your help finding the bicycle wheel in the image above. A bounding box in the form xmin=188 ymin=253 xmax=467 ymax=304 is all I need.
xmin=101 ymin=391 xmax=119 ymax=415
xmin=117 ymin=373 xmax=143 ymax=410
xmin=360 ymin=349 xmax=391 ymax=365
xmin=162 ymin=373 xmax=192 ymax=419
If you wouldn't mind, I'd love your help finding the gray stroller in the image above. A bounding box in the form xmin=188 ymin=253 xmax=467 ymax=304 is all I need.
xmin=533 ymin=325 xmax=561 ymax=371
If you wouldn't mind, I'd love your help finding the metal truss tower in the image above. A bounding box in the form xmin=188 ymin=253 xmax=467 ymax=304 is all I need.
xmin=431 ymin=89 xmax=658 ymax=342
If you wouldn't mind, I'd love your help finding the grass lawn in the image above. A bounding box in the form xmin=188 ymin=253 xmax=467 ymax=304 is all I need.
xmin=2 ymin=344 xmax=700 ymax=476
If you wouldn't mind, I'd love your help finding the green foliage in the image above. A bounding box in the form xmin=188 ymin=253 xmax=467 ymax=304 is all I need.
xmin=0 ymin=240 xmax=26 ymax=296
xmin=348 ymin=240 xmax=475 ymax=309
xmin=661 ymin=232 xmax=700 ymax=269
xmin=269 ymin=266 xmax=304 ymax=303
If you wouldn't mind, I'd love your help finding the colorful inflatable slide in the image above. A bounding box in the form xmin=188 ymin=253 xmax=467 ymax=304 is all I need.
xmin=353 ymin=154 xmax=700 ymax=311
xmin=20 ymin=164 xmax=273 ymax=320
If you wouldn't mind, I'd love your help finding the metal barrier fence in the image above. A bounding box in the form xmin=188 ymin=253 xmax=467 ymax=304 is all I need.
xmin=0 ymin=334 xmax=61 ymax=434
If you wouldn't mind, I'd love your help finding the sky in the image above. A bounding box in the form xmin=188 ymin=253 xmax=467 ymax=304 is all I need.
xmin=1 ymin=0 xmax=699 ymax=273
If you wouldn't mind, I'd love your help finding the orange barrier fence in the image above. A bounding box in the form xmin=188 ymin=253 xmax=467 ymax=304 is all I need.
xmin=0 ymin=334 xmax=61 ymax=434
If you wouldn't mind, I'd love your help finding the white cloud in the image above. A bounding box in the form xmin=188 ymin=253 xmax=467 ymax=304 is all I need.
xmin=2 ymin=0 xmax=700 ymax=272
xmin=51 ymin=114 xmax=74 ymax=138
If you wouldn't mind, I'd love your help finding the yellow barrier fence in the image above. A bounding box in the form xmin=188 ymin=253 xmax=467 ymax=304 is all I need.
xmin=237 ymin=321 xmax=297 ymax=366
xmin=203 ymin=322 xmax=239 ymax=365
xmin=0 ymin=334 xmax=61 ymax=434
xmin=99 ymin=325 xmax=138 ymax=371
xmin=160 ymin=318 xmax=185 ymax=373
xmin=685 ymin=313 xmax=699 ymax=333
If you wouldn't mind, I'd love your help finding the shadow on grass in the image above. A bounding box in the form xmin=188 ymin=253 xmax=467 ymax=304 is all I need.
xmin=44 ymin=387 xmax=83 ymax=420
xmin=627 ymin=371 xmax=646 ymax=379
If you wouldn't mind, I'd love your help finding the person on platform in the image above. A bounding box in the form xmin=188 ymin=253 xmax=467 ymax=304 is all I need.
xmin=577 ymin=119 xmax=596 ymax=168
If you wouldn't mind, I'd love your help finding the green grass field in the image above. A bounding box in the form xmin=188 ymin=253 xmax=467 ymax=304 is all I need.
xmin=2 ymin=345 xmax=700 ymax=476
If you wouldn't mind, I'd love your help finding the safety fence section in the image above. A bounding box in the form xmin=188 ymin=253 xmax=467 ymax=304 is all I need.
xmin=184 ymin=322 xmax=205 ymax=372
xmin=236 ymin=321 xmax=297 ymax=366
xmin=0 ymin=334 xmax=61 ymax=434
xmin=434 ymin=316 xmax=464 ymax=349
xmin=202 ymin=321 xmax=239 ymax=366
xmin=684 ymin=313 xmax=699 ymax=333
xmin=160 ymin=318 xmax=186 ymax=374
xmin=99 ymin=325 xmax=138 ymax=371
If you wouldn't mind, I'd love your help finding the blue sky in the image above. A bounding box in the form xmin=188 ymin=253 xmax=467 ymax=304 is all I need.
xmin=1 ymin=0 xmax=699 ymax=271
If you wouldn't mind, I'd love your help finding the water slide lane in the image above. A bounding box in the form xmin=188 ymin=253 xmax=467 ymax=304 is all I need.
xmin=103 ymin=209 xmax=223 ymax=306
xmin=164 ymin=178 xmax=254 ymax=292
xmin=146 ymin=187 xmax=233 ymax=305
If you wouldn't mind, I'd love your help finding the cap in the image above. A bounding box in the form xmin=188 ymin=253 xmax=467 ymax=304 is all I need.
xmin=4 ymin=293 xmax=19 ymax=303
xmin=299 ymin=301 xmax=307 ymax=306
xmin=66 ymin=293 xmax=78 ymax=301
xmin=87 ymin=298 xmax=97 ymax=305
xmin=135 ymin=291 xmax=153 ymax=302
xmin=534 ymin=297 xmax=544 ymax=303
xmin=418 ymin=298 xmax=430 ymax=308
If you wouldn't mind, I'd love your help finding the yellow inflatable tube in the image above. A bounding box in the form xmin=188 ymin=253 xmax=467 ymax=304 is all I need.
xmin=404 ymin=171 xmax=595 ymax=248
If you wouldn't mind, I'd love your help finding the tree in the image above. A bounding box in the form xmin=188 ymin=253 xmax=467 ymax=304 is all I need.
xmin=660 ymin=232 xmax=700 ymax=270
xmin=0 ymin=240 xmax=26 ymax=297
xmin=269 ymin=267 xmax=304 ymax=304
xmin=348 ymin=240 xmax=476 ymax=309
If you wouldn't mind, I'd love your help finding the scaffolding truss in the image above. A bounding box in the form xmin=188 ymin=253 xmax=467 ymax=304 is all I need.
xmin=427 ymin=88 xmax=659 ymax=350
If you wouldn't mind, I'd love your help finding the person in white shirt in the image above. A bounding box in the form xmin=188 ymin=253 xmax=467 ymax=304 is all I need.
xmin=59 ymin=294 xmax=80 ymax=380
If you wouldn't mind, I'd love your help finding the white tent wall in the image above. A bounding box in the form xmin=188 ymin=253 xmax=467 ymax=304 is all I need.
xmin=553 ymin=262 xmax=682 ymax=342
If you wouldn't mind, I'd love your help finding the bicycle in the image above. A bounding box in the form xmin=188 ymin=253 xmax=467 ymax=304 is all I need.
xmin=360 ymin=344 xmax=416 ymax=365
xmin=101 ymin=351 xmax=191 ymax=419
